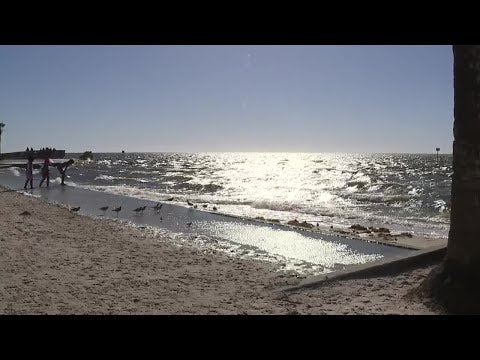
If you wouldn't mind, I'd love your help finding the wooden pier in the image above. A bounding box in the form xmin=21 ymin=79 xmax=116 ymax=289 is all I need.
xmin=0 ymin=149 xmax=66 ymax=169
xmin=0 ymin=149 xmax=65 ymax=161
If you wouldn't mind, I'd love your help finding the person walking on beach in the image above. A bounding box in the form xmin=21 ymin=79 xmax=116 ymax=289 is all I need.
xmin=39 ymin=157 xmax=52 ymax=187
xmin=24 ymin=156 xmax=34 ymax=189
xmin=56 ymin=159 xmax=74 ymax=186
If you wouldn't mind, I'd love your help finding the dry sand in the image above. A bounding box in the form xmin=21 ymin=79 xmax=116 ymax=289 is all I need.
xmin=0 ymin=187 xmax=444 ymax=314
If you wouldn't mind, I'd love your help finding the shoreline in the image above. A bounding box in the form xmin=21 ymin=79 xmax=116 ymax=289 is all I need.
xmin=250 ymin=216 xmax=446 ymax=250
xmin=0 ymin=185 xmax=444 ymax=314
xmin=0 ymin=175 xmax=414 ymax=276
xmin=0 ymin=155 xmax=450 ymax=249
xmin=0 ymin=167 xmax=445 ymax=253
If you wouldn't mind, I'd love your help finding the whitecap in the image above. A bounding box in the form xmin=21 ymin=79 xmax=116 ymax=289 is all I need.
xmin=9 ymin=167 xmax=21 ymax=177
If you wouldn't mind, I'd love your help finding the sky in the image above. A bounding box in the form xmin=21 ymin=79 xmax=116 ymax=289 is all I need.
xmin=0 ymin=45 xmax=453 ymax=153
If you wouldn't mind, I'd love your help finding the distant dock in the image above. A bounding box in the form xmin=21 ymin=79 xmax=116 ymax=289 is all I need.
xmin=0 ymin=149 xmax=66 ymax=169
xmin=0 ymin=149 xmax=65 ymax=160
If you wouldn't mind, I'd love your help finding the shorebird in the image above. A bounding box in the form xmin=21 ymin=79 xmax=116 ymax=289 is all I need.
xmin=202 ymin=204 xmax=208 ymax=208
xmin=187 ymin=200 xmax=194 ymax=206
xmin=167 ymin=197 xmax=174 ymax=201
xmin=186 ymin=222 xmax=192 ymax=226
xmin=160 ymin=216 xmax=163 ymax=221
xmin=212 ymin=206 xmax=217 ymax=211
xmin=71 ymin=207 xmax=81 ymax=212
xmin=100 ymin=206 xmax=109 ymax=214
xmin=152 ymin=203 xmax=162 ymax=211
xmin=133 ymin=206 xmax=146 ymax=214
xmin=112 ymin=206 xmax=122 ymax=217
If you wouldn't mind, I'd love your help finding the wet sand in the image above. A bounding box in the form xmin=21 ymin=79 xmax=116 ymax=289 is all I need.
xmin=0 ymin=187 xmax=444 ymax=314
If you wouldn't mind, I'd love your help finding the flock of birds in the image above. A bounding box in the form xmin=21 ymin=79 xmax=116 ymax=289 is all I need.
xmin=68 ymin=198 xmax=218 ymax=227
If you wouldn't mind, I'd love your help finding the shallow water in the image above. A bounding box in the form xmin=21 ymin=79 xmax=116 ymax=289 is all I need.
xmin=0 ymin=170 xmax=413 ymax=276
xmin=51 ymin=152 xmax=452 ymax=239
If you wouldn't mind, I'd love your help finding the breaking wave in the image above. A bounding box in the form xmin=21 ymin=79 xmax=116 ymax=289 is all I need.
xmin=57 ymin=152 xmax=453 ymax=238
xmin=9 ymin=167 xmax=21 ymax=177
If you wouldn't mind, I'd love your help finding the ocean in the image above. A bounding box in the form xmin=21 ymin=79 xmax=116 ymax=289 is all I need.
xmin=58 ymin=152 xmax=452 ymax=239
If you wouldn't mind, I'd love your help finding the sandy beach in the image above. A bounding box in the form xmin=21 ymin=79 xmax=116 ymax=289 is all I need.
xmin=0 ymin=186 xmax=445 ymax=314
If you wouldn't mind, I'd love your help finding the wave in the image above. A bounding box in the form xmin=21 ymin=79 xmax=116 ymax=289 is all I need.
xmin=96 ymin=159 xmax=112 ymax=166
xmin=94 ymin=174 xmax=152 ymax=183
xmin=56 ymin=152 xmax=453 ymax=240
xmin=94 ymin=174 xmax=117 ymax=181
xmin=349 ymin=194 xmax=413 ymax=203
xmin=170 ymin=182 xmax=223 ymax=193
xmin=346 ymin=180 xmax=370 ymax=189
xmin=408 ymin=187 xmax=422 ymax=196
xmin=433 ymin=199 xmax=450 ymax=213
xmin=9 ymin=167 xmax=21 ymax=177
xmin=202 ymin=183 xmax=223 ymax=193
xmin=250 ymin=200 xmax=299 ymax=212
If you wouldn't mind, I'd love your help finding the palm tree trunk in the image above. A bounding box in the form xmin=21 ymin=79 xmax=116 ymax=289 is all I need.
xmin=424 ymin=45 xmax=480 ymax=313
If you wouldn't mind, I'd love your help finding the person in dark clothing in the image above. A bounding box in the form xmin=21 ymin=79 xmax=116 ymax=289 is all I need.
xmin=56 ymin=159 xmax=74 ymax=185
xmin=24 ymin=156 xmax=34 ymax=189
xmin=39 ymin=157 xmax=52 ymax=187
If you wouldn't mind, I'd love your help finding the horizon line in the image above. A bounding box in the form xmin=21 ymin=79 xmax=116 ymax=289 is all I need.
xmin=61 ymin=150 xmax=453 ymax=155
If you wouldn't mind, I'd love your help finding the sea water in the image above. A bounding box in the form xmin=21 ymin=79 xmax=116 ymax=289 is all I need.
xmin=61 ymin=152 xmax=451 ymax=239
xmin=1 ymin=152 xmax=447 ymax=275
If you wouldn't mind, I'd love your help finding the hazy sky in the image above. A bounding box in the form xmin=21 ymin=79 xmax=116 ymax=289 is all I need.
xmin=0 ymin=45 xmax=453 ymax=153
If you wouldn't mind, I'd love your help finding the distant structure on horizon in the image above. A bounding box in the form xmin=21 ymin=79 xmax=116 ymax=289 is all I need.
xmin=0 ymin=148 xmax=66 ymax=160
xmin=79 ymin=151 xmax=93 ymax=160
xmin=436 ymin=147 xmax=440 ymax=161
xmin=0 ymin=122 xmax=5 ymax=154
